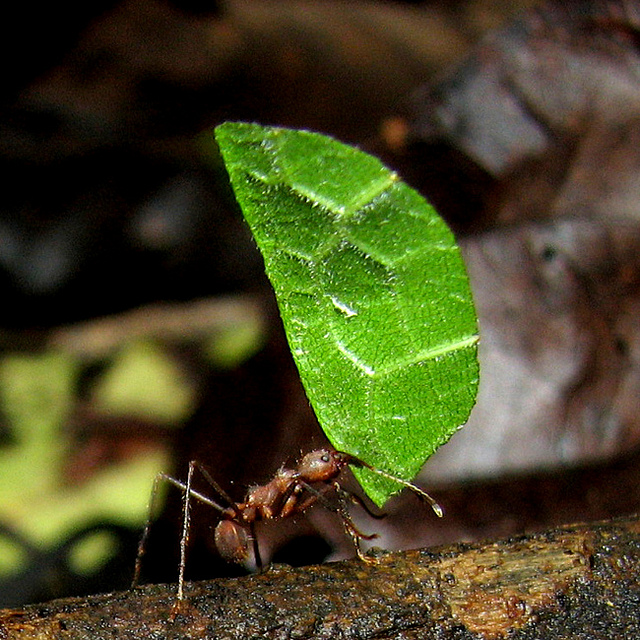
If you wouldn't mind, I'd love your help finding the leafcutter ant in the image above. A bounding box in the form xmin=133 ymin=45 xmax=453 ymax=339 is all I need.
xmin=133 ymin=448 xmax=442 ymax=600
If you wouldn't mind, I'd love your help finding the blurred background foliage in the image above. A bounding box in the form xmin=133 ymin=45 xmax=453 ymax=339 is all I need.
xmin=0 ymin=299 xmax=264 ymax=603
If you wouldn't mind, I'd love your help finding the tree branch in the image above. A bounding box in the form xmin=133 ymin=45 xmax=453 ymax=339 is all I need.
xmin=2 ymin=515 xmax=639 ymax=639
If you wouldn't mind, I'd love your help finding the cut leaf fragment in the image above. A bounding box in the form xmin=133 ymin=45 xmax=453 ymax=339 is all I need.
xmin=214 ymin=122 xmax=478 ymax=506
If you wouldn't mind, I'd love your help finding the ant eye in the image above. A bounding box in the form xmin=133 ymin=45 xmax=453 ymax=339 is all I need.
xmin=321 ymin=454 xmax=330 ymax=462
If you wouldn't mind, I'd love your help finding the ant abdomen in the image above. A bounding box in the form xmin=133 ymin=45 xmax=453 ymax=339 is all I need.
xmin=215 ymin=520 xmax=250 ymax=565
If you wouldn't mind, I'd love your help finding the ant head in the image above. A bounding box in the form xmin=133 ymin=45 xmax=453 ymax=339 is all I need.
xmin=297 ymin=449 xmax=345 ymax=482
xmin=214 ymin=519 xmax=250 ymax=564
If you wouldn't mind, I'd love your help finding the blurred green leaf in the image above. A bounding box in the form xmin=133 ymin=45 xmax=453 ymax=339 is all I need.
xmin=214 ymin=122 xmax=478 ymax=505
xmin=204 ymin=313 xmax=265 ymax=369
xmin=67 ymin=529 xmax=120 ymax=576
xmin=0 ymin=535 xmax=29 ymax=578
xmin=91 ymin=339 xmax=194 ymax=425
xmin=0 ymin=351 xmax=168 ymax=551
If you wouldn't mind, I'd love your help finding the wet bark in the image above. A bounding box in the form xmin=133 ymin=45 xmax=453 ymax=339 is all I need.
xmin=2 ymin=515 xmax=639 ymax=639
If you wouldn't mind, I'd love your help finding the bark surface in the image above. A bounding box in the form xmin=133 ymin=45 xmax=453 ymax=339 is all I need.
xmin=2 ymin=515 xmax=639 ymax=639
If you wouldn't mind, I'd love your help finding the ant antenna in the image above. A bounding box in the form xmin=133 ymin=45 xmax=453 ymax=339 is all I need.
xmin=345 ymin=454 xmax=443 ymax=517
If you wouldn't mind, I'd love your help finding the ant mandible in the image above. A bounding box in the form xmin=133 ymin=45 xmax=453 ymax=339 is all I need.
xmin=133 ymin=448 xmax=442 ymax=600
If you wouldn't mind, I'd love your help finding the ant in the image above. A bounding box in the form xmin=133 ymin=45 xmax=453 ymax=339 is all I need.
xmin=133 ymin=448 xmax=442 ymax=600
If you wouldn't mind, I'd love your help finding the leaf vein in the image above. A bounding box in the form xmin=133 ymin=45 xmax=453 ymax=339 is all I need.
xmin=375 ymin=334 xmax=479 ymax=377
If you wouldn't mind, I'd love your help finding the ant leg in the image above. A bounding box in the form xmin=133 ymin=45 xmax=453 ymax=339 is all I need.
xmin=176 ymin=460 xmax=196 ymax=600
xmin=177 ymin=461 xmax=242 ymax=599
xmin=249 ymin=521 xmax=262 ymax=570
xmin=190 ymin=461 xmax=237 ymax=508
xmin=332 ymin=484 xmax=379 ymax=563
xmin=133 ymin=465 xmax=233 ymax=595
xmin=342 ymin=490 xmax=387 ymax=521
xmin=294 ymin=481 xmax=378 ymax=539
xmin=133 ymin=472 xmax=166 ymax=589
xmin=295 ymin=481 xmax=379 ymax=560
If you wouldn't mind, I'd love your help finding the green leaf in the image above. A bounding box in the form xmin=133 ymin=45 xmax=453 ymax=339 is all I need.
xmin=214 ymin=122 xmax=479 ymax=506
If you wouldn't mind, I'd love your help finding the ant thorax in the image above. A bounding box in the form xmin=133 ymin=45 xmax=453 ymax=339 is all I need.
xmin=242 ymin=468 xmax=298 ymax=520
